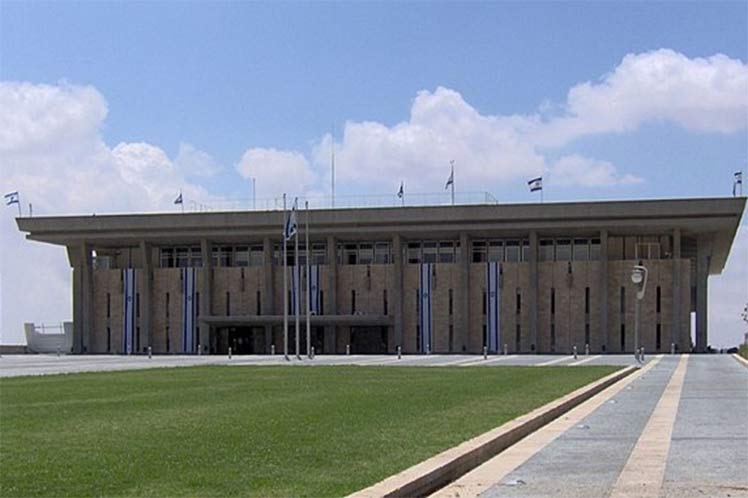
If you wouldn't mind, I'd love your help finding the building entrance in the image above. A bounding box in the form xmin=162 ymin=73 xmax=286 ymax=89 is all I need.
xmin=214 ymin=327 xmax=266 ymax=354
xmin=350 ymin=326 xmax=388 ymax=354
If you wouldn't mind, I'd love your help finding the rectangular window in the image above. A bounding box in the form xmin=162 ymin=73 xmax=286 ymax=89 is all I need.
xmin=136 ymin=327 xmax=140 ymax=352
xmin=521 ymin=240 xmax=530 ymax=262
xmin=656 ymin=286 xmax=661 ymax=313
xmin=516 ymin=289 xmax=522 ymax=314
xmin=160 ymin=248 xmax=175 ymax=268
xmin=516 ymin=324 xmax=521 ymax=351
xmin=344 ymin=244 xmax=358 ymax=265
xmin=482 ymin=290 xmax=487 ymax=315
xmin=472 ymin=240 xmax=487 ymax=263
xmin=482 ymin=324 xmax=487 ymax=346
xmin=374 ymin=242 xmax=390 ymax=264
xmin=351 ymin=290 xmax=356 ymax=314
xmin=620 ymin=324 xmax=626 ymax=350
xmin=250 ymin=245 xmax=264 ymax=266
xmin=359 ymin=243 xmax=374 ymax=265
xmin=213 ymin=246 xmax=232 ymax=267
xmin=555 ymin=239 xmax=572 ymax=261
xmin=573 ymin=239 xmax=589 ymax=261
xmin=550 ymin=288 xmax=555 ymax=315
xmin=656 ymin=324 xmax=662 ymax=351
xmin=106 ymin=293 xmax=111 ymax=318
xmin=407 ymin=242 xmax=421 ymax=264
xmin=448 ymin=289 xmax=453 ymax=315
xmin=107 ymin=327 xmax=111 ymax=352
xmin=488 ymin=240 xmax=504 ymax=262
xmin=539 ymin=239 xmax=554 ymax=261
xmin=439 ymin=241 xmax=455 ymax=263
xmin=195 ymin=293 xmax=200 ymax=318
xmin=176 ymin=248 xmax=189 ymax=268
xmin=383 ymin=289 xmax=388 ymax=315
xmin=416 ymin=290 xmax=420 ymax=313
xmin=166 ymin=326 xmax=170 ymax=352
xmin=166 ymin=292 xmax=170 ymax=318
xmin=190 ymin=247 xmax=202 ymax=267
xmin=136 ymin=293 xmax=140 ymax=318
xmin=620 ymin=287 xmax=626 ymax=314
xmin=312 ymin=243 xmax=326 ymax=264
xmin=319 ymin=290 xmax=325 ymax=315
xmin=226 ymin=292 xmax=231 ymax=315
xmin=505 ymin=241 xmax=520 ymax=262
xmin=590 ymin=238 xmax=601 ymax=260
xmin=449 ymin=325 xmax=454 ymax=351
xmin=234 ymin=246 xmax=250 ymax=267
xmin=585 ymin=287 xmax=590 ymax=314
xmin=422 ymin=242 xmax=438 ymax=263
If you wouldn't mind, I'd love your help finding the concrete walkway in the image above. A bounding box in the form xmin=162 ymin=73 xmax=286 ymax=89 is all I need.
xmin=0 ymin=353 xmax=647 ymax=378
xmin=434 ymin=355 xmax=748 ymax=498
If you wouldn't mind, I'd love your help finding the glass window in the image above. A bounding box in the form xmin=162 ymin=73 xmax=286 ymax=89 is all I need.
xmin=359 ymin=243 xmax=373 ymax=265
xmin=234 ymin=246 xmax=249 ymax=267
xmin=407 ymin=242 xmax=421 ymax=264
xmin=439 ymin=241 xmax=455 ymax=263
xmin=539 ymin=239 xmax=554 ymax=262
xmin=590 ymin=238 xmax=601 ymax=260
xmin=344 ymin=244 xmax=357 ymax=265
xmin=521 ymin=240 xmax=530 ymax=262
xmin=472 ymin=240 xmax=486 ymax=263
xmin=488 ymin=240 xmax=503 ymax=262
xmin=312 ymin=243 xmax=326 ymax=265
xmin=555 ymin=239 xmax=571 ymax=261
xmin=573 ymin=239 xmax=589 ymax=261
xmin=375 ymin=242 xmax=390 ymax=264
xmin=422 ymin=241 xmax=438 ymax=263
xmin=190 ymin=247 xmax=202 ymax=267
xmin=505 ymin=240 xmax=520 ymax=262
xmin=160 ymin=248 xmax=174 ymax=268
xmin=250 ymin=245 xmax=264 ymax=266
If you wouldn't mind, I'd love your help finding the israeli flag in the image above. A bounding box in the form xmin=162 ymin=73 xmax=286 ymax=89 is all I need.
xmin=734 ymin=171 xmax=743 ymax=197
xmin=284 ymin=198 xmax=298 ymax=240
xmin=397 ymin=182 xmax=404 ymax=199
xmin=445 ymin=166 xmax=454 ymax=189
xmin=122 ymin=268 xmax=136 ymax=355
xmin=181 ymin=267 xmax=197 ymax=353
xmin=309 ymin=265 xmax=321 ymax=314
xmin=174 ymin=192 xmax=183 ymax=204
xmin=419 ymin=263 xmax=433 ymax=353
xmin=4 ymin=191 xmax=19 ymax=205
xmin=486 ymin=262 xmax=501 ymax=353
xmin=528 ymin=177 xmax=543 ymax=192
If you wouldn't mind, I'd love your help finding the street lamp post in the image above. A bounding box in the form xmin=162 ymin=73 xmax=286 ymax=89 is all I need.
xmin=631 ymin=264 xmax=648 ymax=364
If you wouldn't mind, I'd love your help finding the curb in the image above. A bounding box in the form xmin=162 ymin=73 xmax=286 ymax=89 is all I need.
xmin=347 ymin=365 xmax=637 ymax=498
xmin=732 ymin=353 xmax=748 ymax=367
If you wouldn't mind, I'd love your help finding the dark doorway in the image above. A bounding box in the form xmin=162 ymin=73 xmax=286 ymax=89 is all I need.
xmin=215 ymin=327 xmax=266 ymax=354
xmin=350 ymin=326 xmax=388 ymax=354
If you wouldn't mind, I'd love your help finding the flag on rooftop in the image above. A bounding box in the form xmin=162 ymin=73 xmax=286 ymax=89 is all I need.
xmin=4 ymin=191 xmax=19 ymax=205
xmin=284 ymin=197 xmax=298 ymax=240
xmin=397 ymin=182 xmax=404 ymax=199
xmin=528 ymin=177 xmax=543 ymax=192
xmin=174 ymin=192 xmax=183 ymax=205
xmin=445 ymin=168 xmax=454 ymax=190
xmin=733 ymin=171 xmax=743 ymax=197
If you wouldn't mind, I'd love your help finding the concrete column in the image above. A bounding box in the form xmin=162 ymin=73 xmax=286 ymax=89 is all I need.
xmin=458 ymin=232 xmax=470 ymax=352
xmin=263 ymin=237 xmax=275 ymax=351
xmin=671 ymin=229 xmax=681 ymax=349
xmin=326 ymin=235 xmax=338 ymax=353
xmin=70 ymin=244 xmax=93 ymax=354
xmin=695 ymin=236 xmax=711 ymax=353
xmin=199 ymin=239 xmax=212 ymax=354
xmin=393 ymin=234 xmax=404 ymax=350
xmin=599 ymin=230 xmax=609 ymax=353
xmin=140 ymin=241 xmax=153 ymax=350
xmin=528 ymin=231 xmax=539 ymax=352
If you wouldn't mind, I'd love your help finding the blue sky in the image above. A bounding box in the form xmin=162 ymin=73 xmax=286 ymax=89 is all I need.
xmin=0 ymin=1 xmax=746 ymax=346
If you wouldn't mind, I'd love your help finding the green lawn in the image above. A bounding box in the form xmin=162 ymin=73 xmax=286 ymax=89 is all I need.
xmin=0 ymin=365 xmax=618 ymax=497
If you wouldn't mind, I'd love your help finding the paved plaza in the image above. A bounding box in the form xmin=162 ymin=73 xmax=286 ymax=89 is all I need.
xmin=435 ymin=354 xmax=748 ymax=498
xmin=0 ymin=352 xmax=647 ymax=378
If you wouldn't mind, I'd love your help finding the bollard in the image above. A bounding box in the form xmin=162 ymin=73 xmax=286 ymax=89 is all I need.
xmin=271 ymin=344 xmax=275 ymax=355
xmin=346 ymin=344 xmax=350 ymax=355
xmin=573 ymin=345 xmax=578 ymax=359
xmin=426 ymin=344 xmax=431 ymax=355
xmin=57 ymin=347 xmax=61 ymax=358
xmin=671 ymin=343 xmax=675 ymax=355
xmin=640 ymin=347 xmax=645 ymax=361
xmin=148 ymin=346 xmax=152 ymax=359
xmin=228 ymin=347 xmax=232 ymax=360
xmin=198 ymin=344 xmax=202 ymax=356
xmin=503 ymin=343 xmax=508 ymax=356
xmin=397 ymin=345 xmax=402 ymax=359
xmin=585 ymin=343 xmax=590 ymax=356
xmin=311 ymin=346 xmax=315 ymax=359
xmin=483 ymin=345 xmax=488 ymax=359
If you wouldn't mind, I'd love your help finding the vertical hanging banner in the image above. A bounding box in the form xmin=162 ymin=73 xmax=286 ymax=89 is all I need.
xmin=309 ymin=265 xmax=321 ymax=315
xmin=122 ymin=268 xmax=136 ymax=354
xmin=419 ymin=263 xmax=433 ymax=352
xmin=290 ymin=266 xmax=300 ymax=315
xmin=181 ymin=267 xmax=197 ymax=353
xmin=486 ymin=262 xmax=501 ymax=353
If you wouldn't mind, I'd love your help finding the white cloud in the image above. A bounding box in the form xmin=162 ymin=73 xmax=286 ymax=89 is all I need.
xmin=0 ymin=81 xmax=212 ymax=344
xmin=549 ymin=155 xmax=644 ymax=187
xmin=174 ymin=142 xmax=222 ymax=178
xmin=236 ymin=147 xmax=317 ymax=199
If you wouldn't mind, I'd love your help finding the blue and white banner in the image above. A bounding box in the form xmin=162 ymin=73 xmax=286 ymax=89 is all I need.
xmin=181 ymin=267 xmax=197 ymax=353
xmin=419 ymin=263 xmax=433 ymax=353
xmin=486 ymin=262 xmax=501 ymax=353
xmin=309 ymin=265 xmax=321 ymax=314
xmin=122 ymin=268 xmax=136 ymax=354
xmin=290 ymin=266 xmax=300 ymax=315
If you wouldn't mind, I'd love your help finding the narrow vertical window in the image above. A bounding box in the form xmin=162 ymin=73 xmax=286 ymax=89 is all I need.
xmin=550 ymin=288 xmax=555 ymax=315
xmin=107 ymin=327 xmax=111 ymax=352
xmin=195 ymin=293 xmax=200 ymax=318
xmin=516 ymin=290 xmax=521 ymax=314
xmin=106 ymin=293 xmax=111 ymax=318
xmin=351 ymin=290 xmax=356 ymax=314
xmin=585 ymin=287 xmax=590 ymax=314
xmin=256 ymin=290 xmax=261 ymax=315
xmin=448 ymin=289 xmax=453 ymax=316
xmin=165 ymin=292 xmax=170 ymax=318
xmin=656 ymin=286 xmax=661 ymax=313
xmin=449 ymin=325 xmax=454 ymax=351
xmin=166 ymin=326 xmax=170 ymax=352
xmin=620 ymin=324 xmax=626 ymax=350
xmin=416 ymin=290 xmax=419 ymax=313
xmin=136 ymin=327 xmax=140 ymax=352
xmin=383 ymin=289 xmax=388 ymax=315
xmin=136 ymin=293 xmax=140 ymax=318
xmin=482 ymin=290 xmax=487 ymax=315
xmin=319 ymin=290 xmax=324 ymax=315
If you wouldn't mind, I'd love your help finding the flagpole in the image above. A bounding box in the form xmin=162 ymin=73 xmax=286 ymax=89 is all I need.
xmin=450 ymin=161 xmax=455 ymax=206
xmin=305 ymin=200 xmax=311 ymax=358
xmin=294 ymin=198 xmax=301 ymax=360
xmin=283 ymin=194 xmax=289 ymax=361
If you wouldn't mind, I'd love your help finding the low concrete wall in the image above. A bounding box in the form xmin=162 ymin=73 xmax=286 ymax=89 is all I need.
xmin=0 ymin=345 xmax=28 ymax=354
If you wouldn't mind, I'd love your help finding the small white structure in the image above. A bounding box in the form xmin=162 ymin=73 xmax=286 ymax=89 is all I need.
xmin=24 ymin=322 xmax=73 ymax=354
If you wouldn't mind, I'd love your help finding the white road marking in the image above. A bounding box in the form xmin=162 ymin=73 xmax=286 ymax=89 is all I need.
xmin=568 ymin=355 xmax=602 ymax=366
xmin=458 ymin=355 xmax=518 ymax=367
xmin=535 ymin=356 xmax=575 ymax=366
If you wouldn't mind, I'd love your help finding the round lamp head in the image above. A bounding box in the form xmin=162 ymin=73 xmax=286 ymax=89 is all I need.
xmin=631 ymin=269 xmax=644 ymax=285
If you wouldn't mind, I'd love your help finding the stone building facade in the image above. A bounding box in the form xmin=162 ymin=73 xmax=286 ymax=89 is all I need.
xmin=17 ymin=197 xmax=745 ymax=355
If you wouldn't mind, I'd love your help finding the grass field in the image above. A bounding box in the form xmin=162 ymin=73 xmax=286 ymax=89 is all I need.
xmin=0 ymin=365 xmax=618 ymax=497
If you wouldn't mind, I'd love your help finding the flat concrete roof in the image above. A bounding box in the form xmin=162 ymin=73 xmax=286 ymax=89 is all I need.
xmin=17 ymin=197 xmax=746 ymax=275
